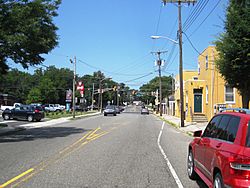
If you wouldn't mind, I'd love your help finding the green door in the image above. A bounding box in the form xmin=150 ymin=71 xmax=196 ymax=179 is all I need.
xmin=194 ymin=94 xmax=202 ymax=113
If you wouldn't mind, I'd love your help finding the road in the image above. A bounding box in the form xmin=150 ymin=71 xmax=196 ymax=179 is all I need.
xmin=0 ymin=105 xmax=207 ymax=188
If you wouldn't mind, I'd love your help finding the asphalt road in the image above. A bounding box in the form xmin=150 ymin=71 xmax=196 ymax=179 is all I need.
xmin=0 ymin=105 xmax=207 ymax=188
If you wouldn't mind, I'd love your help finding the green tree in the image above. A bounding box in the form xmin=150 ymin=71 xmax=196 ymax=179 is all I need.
xmin=140 ymin=76 xmax=173 ymax=104
xmin=0 ymin=0 xmax=61 ymax=74
xmin=215 ymin=0 xmax=250 ymax=108
xmin=26 ymin=87 xmax=42 ymax=104
xmin=0 ymin=69 xmax=33 ymax=103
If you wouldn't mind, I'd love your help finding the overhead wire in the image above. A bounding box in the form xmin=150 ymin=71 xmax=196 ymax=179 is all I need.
xmin=189 ymin=0 xmax=222 ymax=38
xmin=183 ymin=0 xmax=209 ymax=32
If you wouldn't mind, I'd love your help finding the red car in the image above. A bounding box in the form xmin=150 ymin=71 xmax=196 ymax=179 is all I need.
xmin=188 ymin=110 xmax=250 ymax=188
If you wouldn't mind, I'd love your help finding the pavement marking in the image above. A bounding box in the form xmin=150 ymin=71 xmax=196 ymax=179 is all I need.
xmin=0 ymin=127 xmax=111 ymax=187
xmin=0 ymin=168 xmax=34 ymax=188
xmin=157 ymin=122 xmax=184 ymax=188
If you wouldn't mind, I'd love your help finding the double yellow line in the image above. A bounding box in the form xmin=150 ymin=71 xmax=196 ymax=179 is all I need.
xmin=0 ymin=127 xmax=110 ymax=188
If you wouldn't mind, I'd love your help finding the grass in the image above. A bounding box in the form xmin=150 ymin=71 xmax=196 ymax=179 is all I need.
xmin=45 ymin=110 xmax=98 ymax=119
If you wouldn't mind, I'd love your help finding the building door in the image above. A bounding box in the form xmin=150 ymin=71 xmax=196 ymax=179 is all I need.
xmin=194 ymin=94 xmax=202 ymax=113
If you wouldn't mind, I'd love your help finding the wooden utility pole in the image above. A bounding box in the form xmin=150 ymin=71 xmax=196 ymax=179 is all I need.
xmin=70 ymin=56 xmax=76 ymax=118
xmin=151 ymin=51 xmax=167 ymax=116
xmin=162 ymin=0 xmax=196 ymax=127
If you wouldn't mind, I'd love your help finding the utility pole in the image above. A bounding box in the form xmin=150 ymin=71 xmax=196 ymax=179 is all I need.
xmin=98 ymin=80 xmax=102 ymax=111
xmin=151 ymin=50 xmax=167 ymax=116
xmin=162 ymin=0 xmax=196 ymax=127
xmin=117 ymin=84 xmax=119 ymax=107
xmin=70 ymin=56 xmax=76 ymax=118
xmin=91 ymin=83 xmax=94 ymax=111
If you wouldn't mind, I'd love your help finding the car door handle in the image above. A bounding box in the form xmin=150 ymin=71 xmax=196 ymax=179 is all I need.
xmin=216 ymin=143 xmax=222 ymax=148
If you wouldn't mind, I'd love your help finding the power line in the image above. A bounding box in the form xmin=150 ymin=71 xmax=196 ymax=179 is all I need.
xmin=189 ymin=0 xmax=222 ymax=37
xmin=123 ymin=72 xmax=154 ymax=83
xmin=182 ymin=31 xmax=205 ymax=57
xmin=77 ymin=59 xmax=150 ymax=77
xmin=183 ymin=0 xmax=209 ymax=32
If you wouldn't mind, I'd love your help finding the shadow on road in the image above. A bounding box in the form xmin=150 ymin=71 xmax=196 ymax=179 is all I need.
xmin=0 ymin=126 xmax=91 ymax=143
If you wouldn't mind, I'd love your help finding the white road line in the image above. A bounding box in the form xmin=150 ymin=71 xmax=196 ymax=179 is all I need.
xmin=157 ymin=122 xmax=184 ymax=188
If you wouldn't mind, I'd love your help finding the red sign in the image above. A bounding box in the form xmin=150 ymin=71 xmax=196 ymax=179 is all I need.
xmin=77 ymin=82 xmax=84 ymax=92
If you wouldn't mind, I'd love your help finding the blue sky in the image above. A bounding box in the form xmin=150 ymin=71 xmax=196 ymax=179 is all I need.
xmin=11 ymin=0 xmax=228 ymax=89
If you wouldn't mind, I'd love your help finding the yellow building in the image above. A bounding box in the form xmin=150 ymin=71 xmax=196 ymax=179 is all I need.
xmin=175 ymin=46 xmax=248 ymax=123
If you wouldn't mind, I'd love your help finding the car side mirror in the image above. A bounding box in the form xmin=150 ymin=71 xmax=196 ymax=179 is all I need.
xmin=193 ymin=130 xmax=202 ymax=137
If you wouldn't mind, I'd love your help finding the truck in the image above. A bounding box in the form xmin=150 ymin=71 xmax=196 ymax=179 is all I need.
xmin=0 ymin=103 xmax=21 ymax=111
xmin=43 ymin=104 xmax=62 ymax=112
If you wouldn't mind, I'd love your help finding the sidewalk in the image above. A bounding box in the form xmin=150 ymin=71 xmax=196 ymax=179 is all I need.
xmin=157 ymin=113 xmax=208 ymax=136
xmin=0 ymin=111 xmax=101 ymax=136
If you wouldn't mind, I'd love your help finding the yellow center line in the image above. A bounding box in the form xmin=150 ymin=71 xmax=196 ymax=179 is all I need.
xmin=0 ymin=168 xmax=34 ymax=188
xmin=0 ymin=126 xmax=113 ymax=187
xmin=59 ymin=130 xmax=93 ymax=154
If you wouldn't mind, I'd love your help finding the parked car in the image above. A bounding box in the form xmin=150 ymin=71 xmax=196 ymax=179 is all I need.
xmin=187 ymin=109 xmax=250 ymax=188
xmin=87 ymin=105 xmax=98 ymax=110
xmin=0 ymin=103 xmax=21 ymax=111
xmin=103 ymin=105 xmax=116 ymax=116
xmin=115 ymin=106 xmax=121 ymax=114
xmin=43 ymin=104 xmax=62 ymax=112
xmin=141 ymin=108 xmax=149 ymax=115
xmin=2 ymin=105 xmax=45 ymax=122
xmin=54 ymin=104 xmax=65 ymax=111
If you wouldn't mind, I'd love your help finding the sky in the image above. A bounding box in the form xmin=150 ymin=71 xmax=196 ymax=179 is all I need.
xmin=11 ymin=0 xmax=229 ymax=89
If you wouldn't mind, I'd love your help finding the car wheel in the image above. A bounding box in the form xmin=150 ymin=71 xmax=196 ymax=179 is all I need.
xmin=36 ymin=119 xmax=41 ymax=122
xmin=114 ymin=113 xmax=116 ymax=116
xmin=27 ymin=115 xmax=34 ymax=122
xmin=187 ymin=150 xmax=198 ymax=180
xmin=3 ymin=114 xmax=10 ymax=120
xmin=213 ymin=173 xmax=224 ymax=188
xmin=104 ymin=114 xmax=107 ymax=116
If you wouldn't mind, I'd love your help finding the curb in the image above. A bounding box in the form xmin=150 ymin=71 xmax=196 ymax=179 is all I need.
xmin=0 ymin=111 xmax=102 ymax=135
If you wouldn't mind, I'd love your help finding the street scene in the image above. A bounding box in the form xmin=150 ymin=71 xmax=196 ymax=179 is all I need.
xmin=0 ymin=0 xmax=250 ymax=188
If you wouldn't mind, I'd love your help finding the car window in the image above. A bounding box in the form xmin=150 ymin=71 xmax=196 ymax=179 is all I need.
xmin=225 ymin=116 xmax=240 ymax=143
xmin=247 ymin=121 xmax=250 ymax=147
xmin=106 ymin=105 xmax=114 ymax=109
xmin=203 ymin=115 xmax=222 ymax=138
xmin=217 ymin=115 xmax=232 ymax=140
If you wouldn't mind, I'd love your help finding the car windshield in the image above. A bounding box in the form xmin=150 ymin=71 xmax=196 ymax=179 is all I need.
xmin=106 ymin=105 xmax=114 ymax=109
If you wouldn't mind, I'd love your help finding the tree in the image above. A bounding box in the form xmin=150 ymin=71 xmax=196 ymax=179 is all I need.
xmin=26 ymin=87 xmax=42 ymax=104
xmin=0 ymin=0 xmax=61 ymax=74
xmin=140 ymin=76 xmax=173 ymax=104
xmin=215 ymin=0 xmax=250 ymax=108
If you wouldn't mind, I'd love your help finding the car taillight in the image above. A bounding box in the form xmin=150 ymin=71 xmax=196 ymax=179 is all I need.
xmin=229 ymin=156 xmax=250 ymax=179
xmin=35 ymin=109 xmax=40 ymax=113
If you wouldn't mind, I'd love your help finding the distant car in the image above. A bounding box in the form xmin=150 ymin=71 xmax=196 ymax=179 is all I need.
xmin=103 ymin=105 xmax=116 ymax=116
xmin=141 ymin=108 xmax=149 ymax=115
xmin=187 ymin=109 xmax=250 ymax=188
xmin=115 ymin=106 xmax=121 ymax=114
xmin=2 ymin=105 xmax=45 ymax=122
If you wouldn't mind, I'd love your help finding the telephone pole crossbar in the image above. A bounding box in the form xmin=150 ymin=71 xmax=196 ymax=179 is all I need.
xmin=162 ymin=0 xmax=197 ymax=127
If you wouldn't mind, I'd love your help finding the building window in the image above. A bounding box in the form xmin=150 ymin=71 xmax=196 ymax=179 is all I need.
xmin=205 ymin=55 xmax=208 ymax=70
xmin=206 ymin=86 xmax=208 ymax=104
xmin=225 ymin=85 xmax=235 ymax=103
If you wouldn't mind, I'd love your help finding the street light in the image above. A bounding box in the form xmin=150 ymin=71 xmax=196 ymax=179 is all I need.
xmin=151 ymin=35 xmax=178 ymax=44
xmin=151 ymin=35 xmax=185 ymax=128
